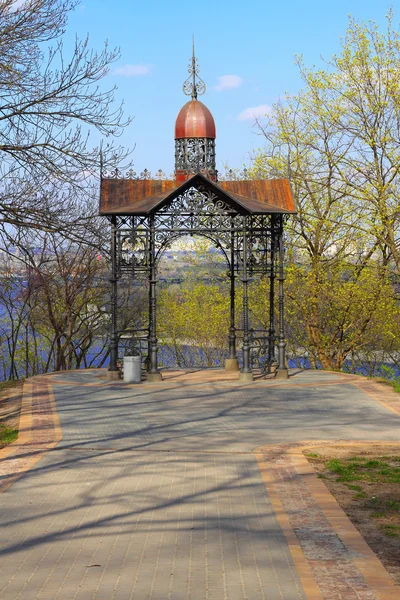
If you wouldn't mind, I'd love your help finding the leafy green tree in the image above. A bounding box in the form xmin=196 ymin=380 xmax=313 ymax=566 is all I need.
xmin=158 ymin=280 xmax=230 ymax=368
xmin=249 ymin=12 xmax=400 ymax=371
xmin=294 ymin=11 xmax=400 ymax=273
xmin=285 ymin=261 xmax=400 ymax=370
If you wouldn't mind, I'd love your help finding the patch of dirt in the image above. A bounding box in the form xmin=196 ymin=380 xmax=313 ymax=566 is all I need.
xmin=0 ymin=382 xmax=23 ymax=447
xmin=306 ymin=444 xmax=400 ymax=585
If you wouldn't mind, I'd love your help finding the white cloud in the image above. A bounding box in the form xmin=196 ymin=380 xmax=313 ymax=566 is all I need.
xmin=214 ymin=75 xmax=243 ymax=91
xmin=237 ymin=104 xmax=271 ymax=121
xmin=114 ymin=64 xmax=151 ymax=77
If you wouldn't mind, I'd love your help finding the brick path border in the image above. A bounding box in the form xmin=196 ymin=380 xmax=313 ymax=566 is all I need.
xmin=256 ymin=440 xmax=400 ymax=599
xmin=0 ymin=376 xmax=62 ymax=494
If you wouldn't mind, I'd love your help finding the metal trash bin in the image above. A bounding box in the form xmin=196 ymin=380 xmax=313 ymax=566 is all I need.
xmin=123 ymin=355 xmax=141 ymax=383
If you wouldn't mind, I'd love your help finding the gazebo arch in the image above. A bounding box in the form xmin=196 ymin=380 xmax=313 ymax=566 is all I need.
xmin=155 ymin=233 xmax=230 ymax=266
xmin=99 ymin=47 xmax=296 ymax=382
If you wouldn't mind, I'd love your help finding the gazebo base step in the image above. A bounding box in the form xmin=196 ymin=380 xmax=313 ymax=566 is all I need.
xmin=107 ymin=370 xmax=121 ymax=381
xmin=239 ymin=371 xmax=254 ymax=382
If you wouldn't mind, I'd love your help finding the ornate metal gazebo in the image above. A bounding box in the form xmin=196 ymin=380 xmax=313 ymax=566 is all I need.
xmin=100 ymin=48 xmax=296 ymax=381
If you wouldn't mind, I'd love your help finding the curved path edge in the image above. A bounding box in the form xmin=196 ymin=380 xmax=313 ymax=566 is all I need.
xmin=256 ymin=441 xmax=400 ymax=600
xmin=0 ymin=376 xmax=62 ymax=494
xmin=254 ymin=375 xmax=400 ymax=599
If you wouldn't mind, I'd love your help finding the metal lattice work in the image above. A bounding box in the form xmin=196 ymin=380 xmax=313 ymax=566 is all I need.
xmin=183 ymin=39 xmax=206 ymax=99
xmin=121 ymin=336 xmax=144 ymax=357
xmin=175 ymin=138 xmax=216 ymax=175
xmin=154 ymin=186 xmax=237 ymax=250
xmin=117 ymin=230 xmax=149 ymax=277
xmin=101 ymin=167 xmax=169 ymax=180
xmin=159 ymin=185 xmax=233 ymax=216
xmin=249 ymin=329 xmax=276 ymax=374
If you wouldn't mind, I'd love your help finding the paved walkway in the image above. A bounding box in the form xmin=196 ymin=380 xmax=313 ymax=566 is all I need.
xmin=1 ymin=369 xmax=400 ymax=599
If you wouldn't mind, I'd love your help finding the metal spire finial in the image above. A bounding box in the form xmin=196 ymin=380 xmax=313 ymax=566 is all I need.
xmin=183 ymin=37 xmax=206 ymax=99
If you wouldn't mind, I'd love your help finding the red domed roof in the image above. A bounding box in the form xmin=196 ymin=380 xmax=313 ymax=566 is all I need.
xmin=175 ymin=100 xmax=216 ymax=139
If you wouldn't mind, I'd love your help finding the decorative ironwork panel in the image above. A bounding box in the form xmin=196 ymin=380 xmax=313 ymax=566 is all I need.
xmin=153 ymin=186 xmax=241 ymax=250
xmin=117 ymin=229 xmax=150 ymax=277
xmin=247 ymin=215 xmax=273 ymax=275
xmin=220 ymin=167 xmax=249 ymax=181
xmin=175 ymin=138 xmax=215 ymax=174
xmin=102 ymin=167 xmax=139 ymax=179
xmin=183 ymin=43 xmax=206 ymax=99
xmin=111 ymin=190 xmax=276 ymax=279
xmin=250 ymin=329 xmax=275 ymax=374
xmin=120 ymin=330 xmax=149 ymax=366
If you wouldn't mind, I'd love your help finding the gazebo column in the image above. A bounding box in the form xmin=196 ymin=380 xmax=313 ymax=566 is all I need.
xmin=276 ymin=216 xmax=289 ymax=379
xmin=225 ymin=225 xmax=239 ymax=372
xmin=268 ymin=215 xmax=277 ymax=374
xmin=239 ymin=218 xmax=253 ymax=381
xmin=147 ymin=214 xmax=162 ymax=382
xmin=146 ymin=262 xmax=151 ymax=371
xmin=107 ymin=215 xmax=121 ymax=380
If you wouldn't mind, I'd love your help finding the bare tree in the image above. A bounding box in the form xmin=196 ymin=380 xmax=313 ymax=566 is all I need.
xmin=0 ymin=0 xmax=130 ymax=234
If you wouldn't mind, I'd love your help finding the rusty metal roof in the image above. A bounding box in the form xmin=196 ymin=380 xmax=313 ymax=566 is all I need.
xmin=218 ymin=179 xmax=296 ymax=213
xmin=99 ymin=173 xmax=297 ymax=216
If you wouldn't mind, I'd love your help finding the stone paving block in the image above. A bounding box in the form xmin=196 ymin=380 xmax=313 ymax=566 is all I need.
xmin=225 ymin=585 xmax=249 ymax=600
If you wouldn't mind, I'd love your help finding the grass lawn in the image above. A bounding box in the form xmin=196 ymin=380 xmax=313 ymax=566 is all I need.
xmin=0 ymin=379 xmax=22 ymax=393
xmin=0 ymin=424 xmax=18 ymax=446
xmin=305 ymin=445 xmax=400 ymax=584
xmin=0 ymin=379 xmax=23 ymax=449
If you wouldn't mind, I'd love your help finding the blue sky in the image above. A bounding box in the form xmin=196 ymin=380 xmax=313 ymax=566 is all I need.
xmin=64 ymin=0 xmax=398 ymax=175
